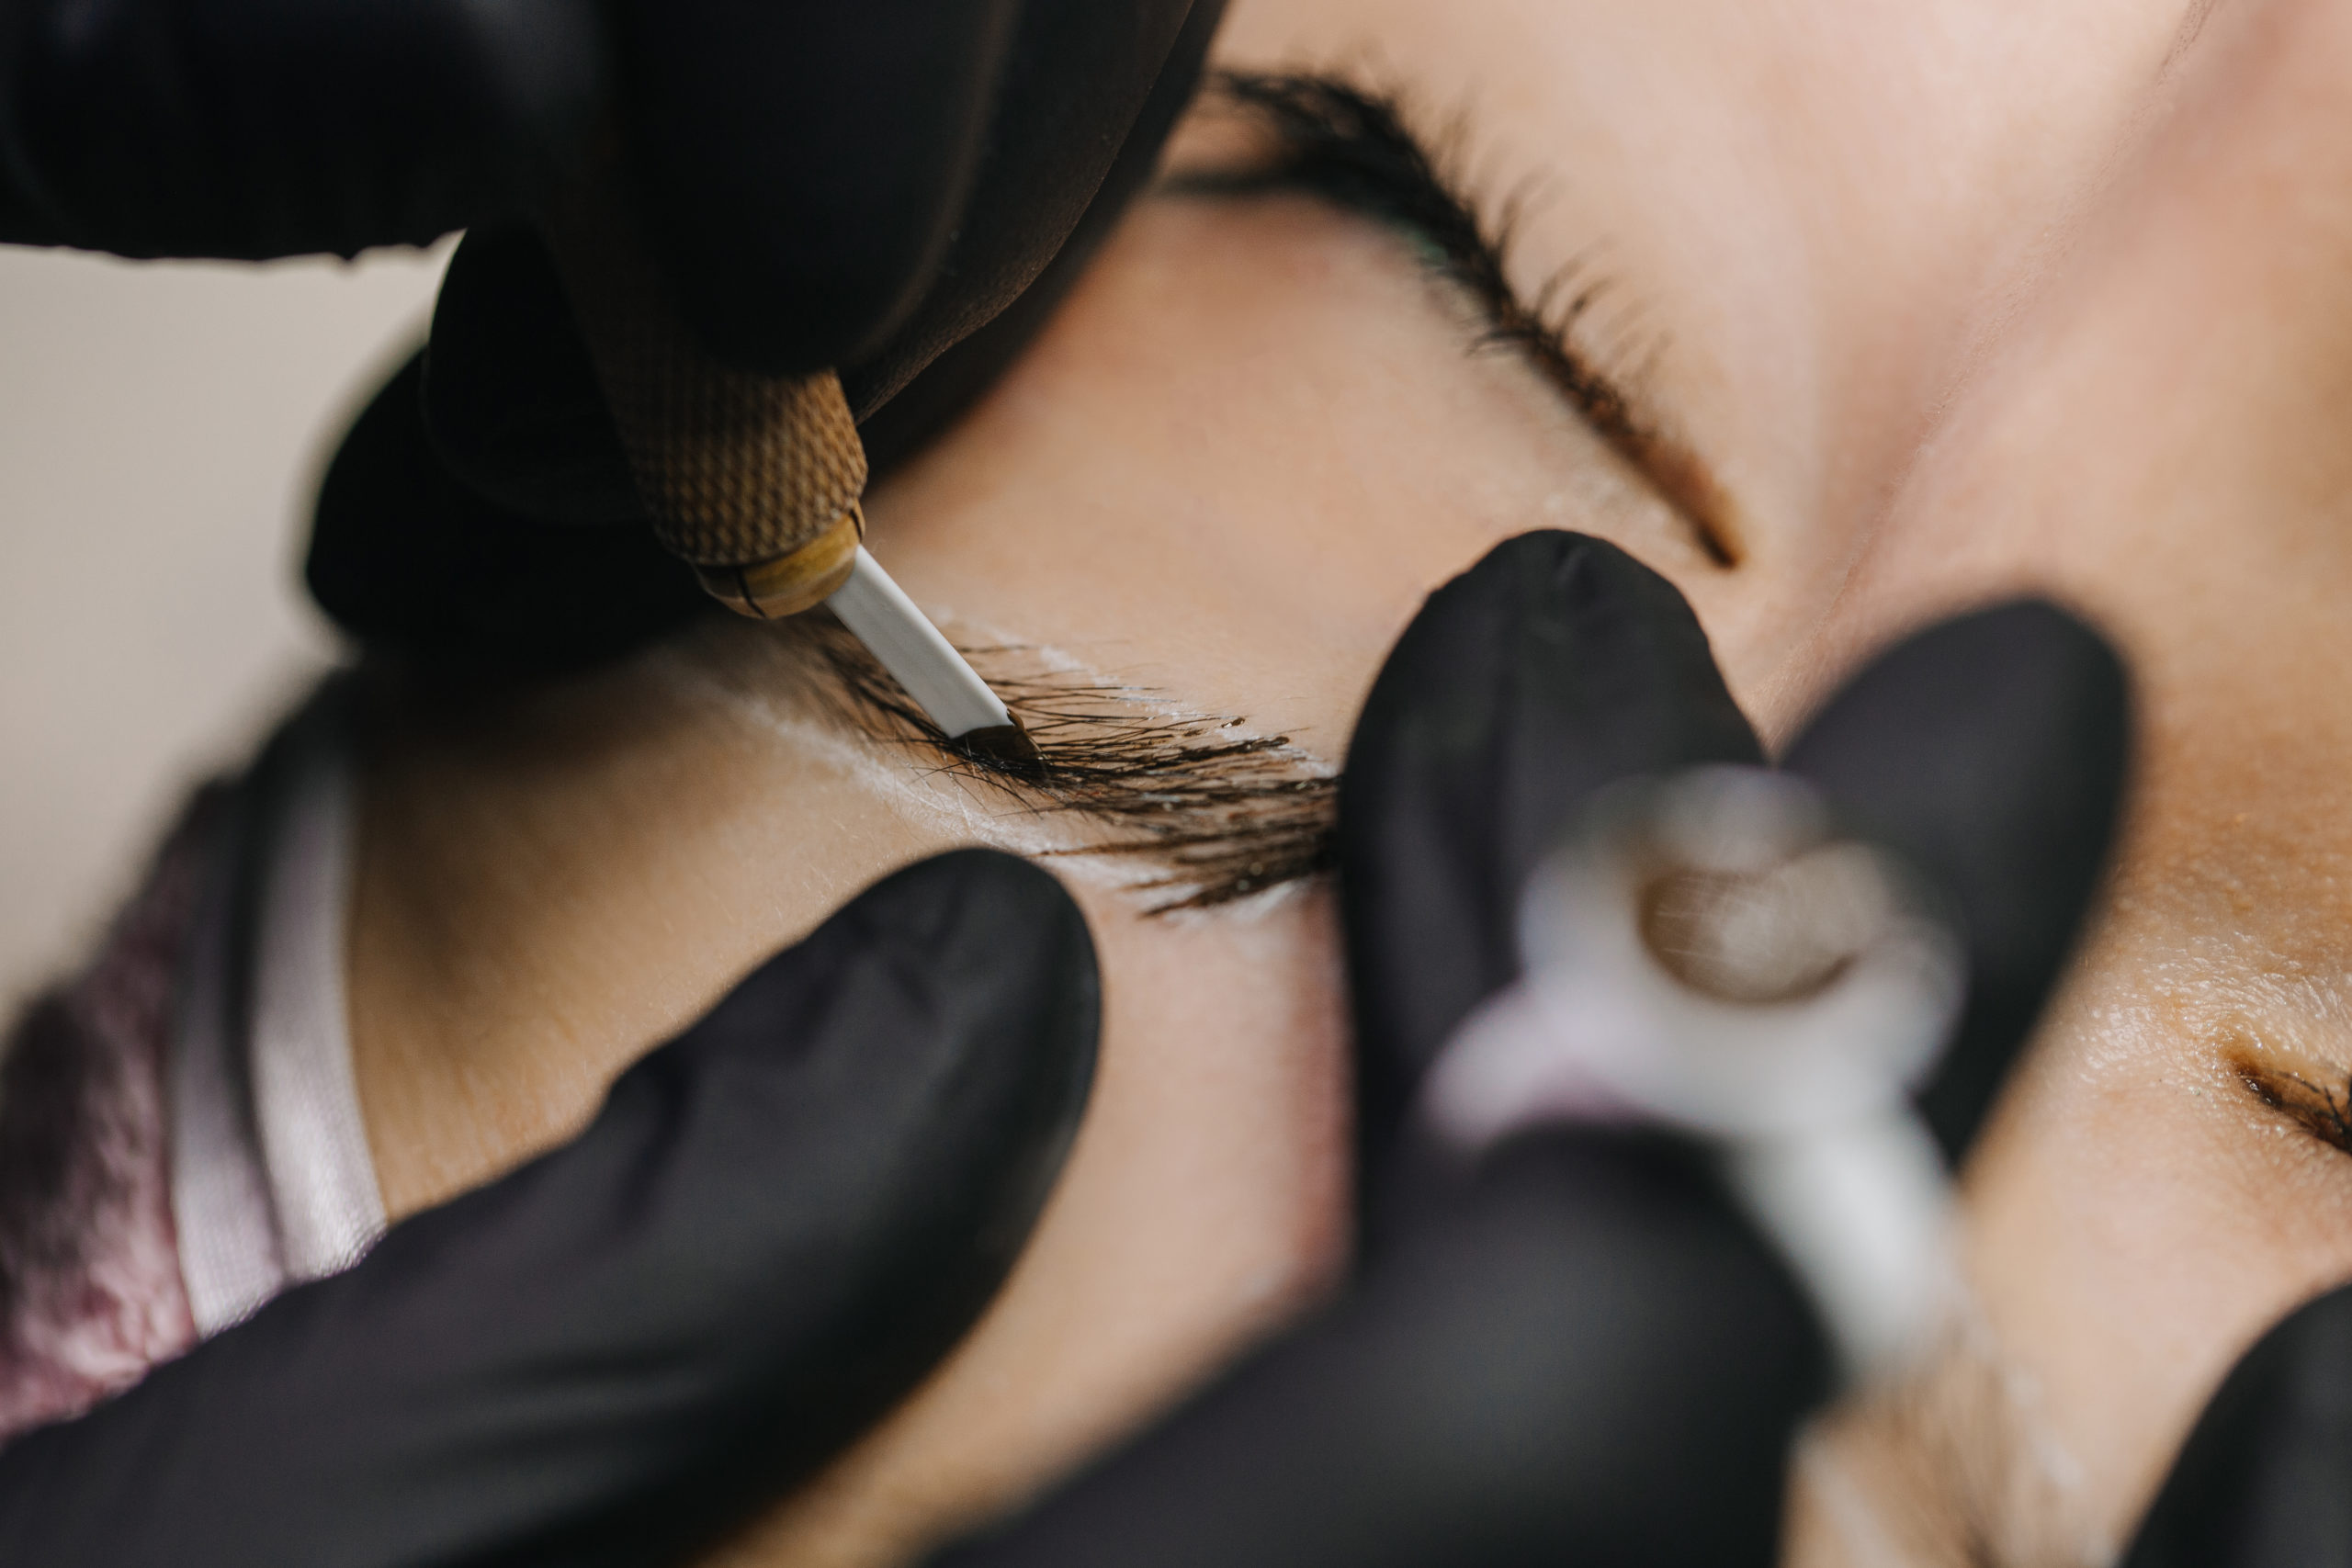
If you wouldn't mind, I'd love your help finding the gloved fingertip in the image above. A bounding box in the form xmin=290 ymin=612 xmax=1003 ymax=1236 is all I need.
xmin=680 ymin=849 xmax=1101 ymax=1286
xmin=1781 ymin=600 xmax=2132 ymax=1163
xmin=1341 ymin=532 xmax=1758 ymax=1187
xmin=837 ymin=848 xmax=1103 ymax=1059
xmin=423 ymin=222 xmax=644 ymax=526
xmin=306 ymin=349 xmax=705 ymax=677
xmin=2123 ymin=1283 xmax=2352 ymax=1568
xmin=842 ymin=844 xmax=1087 ymax=946
xmin=1346 ymin=533 xmax=1738 ymax=757
xmin=662 ymin=849 xmax=1100 ymax=1153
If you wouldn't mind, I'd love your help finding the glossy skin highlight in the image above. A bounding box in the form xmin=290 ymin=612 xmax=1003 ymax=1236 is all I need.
xmin=349 ymin=1 xmax=2352 ymax=1563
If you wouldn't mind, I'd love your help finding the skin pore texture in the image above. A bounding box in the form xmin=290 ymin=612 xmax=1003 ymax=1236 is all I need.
xmin=345 ymin=1 xmax=2352 ymax=1564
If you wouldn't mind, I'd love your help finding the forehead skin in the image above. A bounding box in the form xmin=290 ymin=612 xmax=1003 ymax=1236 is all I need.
xmin=345 ymin=0 xmax=2352 ymax=1564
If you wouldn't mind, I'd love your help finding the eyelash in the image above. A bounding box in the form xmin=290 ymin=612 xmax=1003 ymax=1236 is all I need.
xmin=2234 ymin=1062 xmax=2352 ymax=1153
xmin=1191 ymin=70 xmax=1739 ymax=568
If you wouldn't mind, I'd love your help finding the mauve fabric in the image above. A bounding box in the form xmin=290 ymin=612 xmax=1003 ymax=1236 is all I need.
xmin=0 ymin=795 xmax=208 ymax=1442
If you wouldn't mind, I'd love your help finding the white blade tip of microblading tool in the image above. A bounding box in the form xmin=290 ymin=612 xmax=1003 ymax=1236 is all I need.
xmin=825 ymin=547 xmax=1037 ymax=763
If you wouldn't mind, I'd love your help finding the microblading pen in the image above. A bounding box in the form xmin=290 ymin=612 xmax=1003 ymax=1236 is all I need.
xmin=542 ymin=179 xmax=1039 ymax=767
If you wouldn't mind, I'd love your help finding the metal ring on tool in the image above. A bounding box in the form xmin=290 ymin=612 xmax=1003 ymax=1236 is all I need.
xmin=1420 ymin=766 xmax=1968 ymax=1382
xmin=694 ymin=506 xmax=866 ymax=620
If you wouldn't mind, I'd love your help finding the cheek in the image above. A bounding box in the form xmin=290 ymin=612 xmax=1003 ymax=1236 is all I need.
xmin=1040 ymin=879 xmax=1358 ymax=1419
xmin=1956 ymin=940 xmax=2352 ymax=1545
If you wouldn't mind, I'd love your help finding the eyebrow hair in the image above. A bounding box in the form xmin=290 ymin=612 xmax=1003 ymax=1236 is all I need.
xmin=780 ymin=615 xmax=1337 ymax=913
xmin=1177 ymin=70 xmax=1739 ymax=568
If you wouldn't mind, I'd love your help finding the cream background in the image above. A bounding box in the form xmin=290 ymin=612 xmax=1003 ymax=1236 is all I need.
xmin=0 ymin=239 xmax=452 ymax=1014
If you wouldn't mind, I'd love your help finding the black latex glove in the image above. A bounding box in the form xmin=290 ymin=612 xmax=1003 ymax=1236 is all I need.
xmin=920 ymin=531 xmax=2131 ymax=1566
xmin=2122 ymin=1279 xmax=2352 ymax=1566
xmin=0 ymin=848 xmax=1099 ymax=1568
xmin=8 ymin=0 xmax=1229 ymax=662
xmin=0 ymin=0 xmax=1218 ymax=376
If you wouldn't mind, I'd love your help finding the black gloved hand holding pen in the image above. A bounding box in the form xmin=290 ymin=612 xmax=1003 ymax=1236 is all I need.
xmin=922 ymin=532 xmax=2132 ymax=1566
xmin=0 ymin=0 xmax=1215 ymax=377
xmin=4 ymin=0 xmax=1229 ymax=671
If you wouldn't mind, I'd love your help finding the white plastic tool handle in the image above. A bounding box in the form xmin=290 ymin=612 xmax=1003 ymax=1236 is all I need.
xmin=826 ymin=547 xmax=1013 ymax=740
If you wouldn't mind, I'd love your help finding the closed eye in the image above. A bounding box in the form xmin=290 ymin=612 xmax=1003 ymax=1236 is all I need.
xmin=1166 ymin=69 xmax=1740 ymax=568
xmin=2233 ymin=1059 xmax=2352 ymax=1153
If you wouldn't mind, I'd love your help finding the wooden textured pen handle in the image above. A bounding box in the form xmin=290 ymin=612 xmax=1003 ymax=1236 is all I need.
xmin=543 ymin=185 xmax=867 ymax=619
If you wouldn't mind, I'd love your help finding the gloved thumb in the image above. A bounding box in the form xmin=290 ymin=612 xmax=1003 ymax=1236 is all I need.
xmin=0 ymin=848 xmax=1099 ymax=1568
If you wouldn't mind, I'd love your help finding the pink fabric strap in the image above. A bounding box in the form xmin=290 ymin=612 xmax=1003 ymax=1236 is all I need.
xmin=0 ymin=793 xmax=211 ymax=1441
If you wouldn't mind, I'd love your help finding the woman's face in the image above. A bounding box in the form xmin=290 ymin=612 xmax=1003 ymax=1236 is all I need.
xmin=352 ymin=0 xmax=2352 ymax=1563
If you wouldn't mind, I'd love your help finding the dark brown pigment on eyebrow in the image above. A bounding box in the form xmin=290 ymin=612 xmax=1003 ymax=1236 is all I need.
xmin=784 ymin=615 xmax=1338 ymax=913
xmin=1183 ymin=70 xmax=1740 ymax=568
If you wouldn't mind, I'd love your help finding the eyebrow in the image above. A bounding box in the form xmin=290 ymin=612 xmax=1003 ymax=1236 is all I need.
xmin=1173 ymin=70 xmax=1739 ymax=568
xmin=779 ymin=615 xmax=1337 ymax=913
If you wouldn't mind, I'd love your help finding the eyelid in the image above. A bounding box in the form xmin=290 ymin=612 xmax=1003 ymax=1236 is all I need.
xmin=1161 ymin=69 xmax=1742 ymax=569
